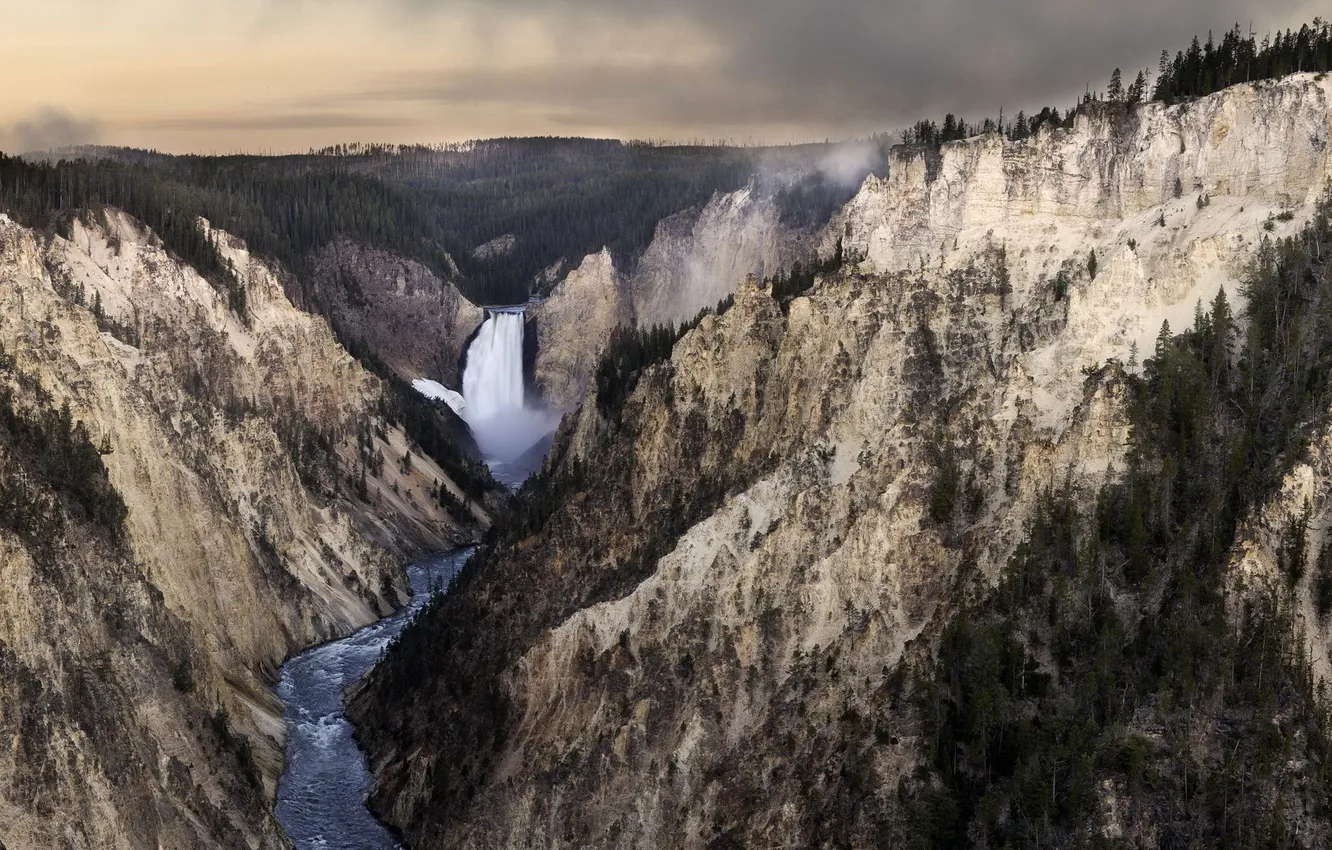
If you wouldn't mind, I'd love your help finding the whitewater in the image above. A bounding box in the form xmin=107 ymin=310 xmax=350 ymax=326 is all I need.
xmin=274 ymin=550 xmax=472 ymax=849
xmin=415 ymin=309 xmax=560 ymax=487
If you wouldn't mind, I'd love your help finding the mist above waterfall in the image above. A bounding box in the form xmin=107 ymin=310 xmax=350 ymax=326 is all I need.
xmin=456 ymin=311 xmax=560 ymax=484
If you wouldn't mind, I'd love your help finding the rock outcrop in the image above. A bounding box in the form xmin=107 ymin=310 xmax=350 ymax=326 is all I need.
xmin=472 ymin=233 xmax=517 ymax=262
xmin=629 ymin=184 xmax=811 ymax=328
xmin=353 ymin=74 xmax=1332 ymax=848
xmin=306 ymin=240 xmax=482 ymax=387
xmin=834 ymin=73 xmax=1330 ymax=422
xmin=530 ymin=250 xmax=629 ymax=409
xmin=0 ymin=210 xmax=493 ymax=849
xmin=530 ymin=187 xmax=811 ymax=410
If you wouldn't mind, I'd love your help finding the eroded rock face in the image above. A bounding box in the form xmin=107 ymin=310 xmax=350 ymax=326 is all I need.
xmin=530 ymin=249 xmax=629 ymax=409
xmin=306 ymin=240 xmax=483 ymax=387
xmin=530 ymin=188 xmax=811 ymax=410
xmin=353 ymin=76 xmax=1332 ymax=848
xmin=472 ymin=233 xmax=517 ymax=262
xmin=358 ymin=262 xmax=1137 ymax=848
xmin=629 ymin=184 xmax=811 ymax=329
xmin=0 ymin=211 xmax=490 ymax=849
xmin=1233 ymin=422 xmax=1332 ymax=689
xmin=834 ymin=73 xmax=1332 ymax=428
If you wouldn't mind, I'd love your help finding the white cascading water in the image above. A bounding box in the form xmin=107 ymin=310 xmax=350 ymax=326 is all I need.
xmin=461 ymin=311 xmax=526 ymax=421
xmin=452 ymin=310 xmax=560 ymax=486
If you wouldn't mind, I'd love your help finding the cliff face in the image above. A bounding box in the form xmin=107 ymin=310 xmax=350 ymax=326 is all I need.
xmin=835 ymin=74 xmax=1329 ymax=424
xmin=629 ymin=184 xmax=811 ymax=328
xmin=531 ymin=250 xmax=629 ymax=409
xmin=531 ymin=187 xmax=811 ymax=410
xmin=354 ymin=75 xmax=1332 ymax=848
xmin=1234 ymin=418 xmax=1332 ymax=690
xmin=0 ymin=210 xmax=491 ymax=849
xmin=305 ymin=239 xmax=482 ymax=387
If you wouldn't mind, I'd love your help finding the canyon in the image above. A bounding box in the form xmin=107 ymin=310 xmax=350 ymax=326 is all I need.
xmin=352 ymin=74 xmax=1332 ymax=847
xmin=3 ymin=65 xmax=1332 ymax=850
xmin=0 ymin=210 xmax=497 ymax=849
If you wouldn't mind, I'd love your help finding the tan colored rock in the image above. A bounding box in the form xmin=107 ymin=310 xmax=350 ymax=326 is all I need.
xmin=834 ymin=73 xmax=1332 ymax=425
xmin=531 ymin=249 xmax=629 ymax=409
xmin=629 ymin=184 xmax=810 ymax=329
xmin=0 ymin=209 xmax=488 ymax=849
xmin=306 ymin=239 xmax=483 ymax=386
xmin=355 ymin=76 xmax=1332 ymax=849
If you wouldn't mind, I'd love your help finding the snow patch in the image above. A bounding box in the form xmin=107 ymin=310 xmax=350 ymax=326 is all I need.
xmin=411 ymin=379 xmax=466 ymax=416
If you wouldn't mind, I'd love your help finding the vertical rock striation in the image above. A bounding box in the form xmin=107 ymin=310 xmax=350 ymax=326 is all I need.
xmin=305 ymin=239 xmax=482 ymax=388
xmin=531 ymin=250 xmax=631 ymax=410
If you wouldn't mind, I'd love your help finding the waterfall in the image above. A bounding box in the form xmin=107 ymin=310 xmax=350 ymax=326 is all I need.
xmin=461 ymin=311 xmax=527 ymax=421
xmin=457 ymin=310 xmax=559 ymax=485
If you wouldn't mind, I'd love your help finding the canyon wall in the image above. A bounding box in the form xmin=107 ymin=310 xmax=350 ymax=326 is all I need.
xmin=306 ymin=239 xmax=482 ymax=388
xmin=354 ymin=74 xmax=1332 ymax=848
xmin=532 ymin=187 xmax=812 ymax=409
xmin=0 ymin=211 xmax=493 ymax=849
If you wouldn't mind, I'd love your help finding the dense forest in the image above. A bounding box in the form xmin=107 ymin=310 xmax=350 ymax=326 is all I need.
xmin=904 ymin=198 xmax=1332 ymax=847
xmin=3 ymin=140 xmax=781 ymax=306
xmin=3 ymin=134 xmax=895 ymax=314
xmin=0 ymin=154 xmax=249 ymax=315
xmin=1154 ymin=21 xmax=1332 ymax=102
xmin=345 ymin=139 xmax=759 ymax=301
xmin=138 ymin=139 xmax=772 ymax=305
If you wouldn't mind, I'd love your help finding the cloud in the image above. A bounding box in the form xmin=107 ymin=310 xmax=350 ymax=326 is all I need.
xmin=132 ymin=112 xmax=411 ymax=132
xmin=7 ymin=0 xmax=1322 ymax=151
xmin=1 ymin=107 xmax=100 ymax=154
xmin=816 ymin=141 xmax=884 ymax=187
xmin=312 ymin=0 xmax=1317 ymax=139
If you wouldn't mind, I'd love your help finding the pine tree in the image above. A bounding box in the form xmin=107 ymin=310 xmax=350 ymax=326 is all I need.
xmin=1127 ymin=71 xmax=1147 ymax=105
xmin=1209 ymin=286 xmax=1233 ymax=385
xmin=1108 ymin=68 xmax=1125 ymax=103
xmin=1154 ymin=319 xmax=1173 ymax=363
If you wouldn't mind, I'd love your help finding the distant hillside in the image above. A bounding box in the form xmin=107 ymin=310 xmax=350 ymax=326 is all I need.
xmin=8 ymin=138 xmax=882 ymax=307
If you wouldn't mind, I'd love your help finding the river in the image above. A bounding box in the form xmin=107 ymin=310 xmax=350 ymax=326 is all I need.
xmin=274 ymin=548 xmax=473 ymax=849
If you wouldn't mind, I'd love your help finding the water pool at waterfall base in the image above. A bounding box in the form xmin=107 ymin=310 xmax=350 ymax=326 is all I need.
xmin=274 ymin=549 xmax=472 ymax=849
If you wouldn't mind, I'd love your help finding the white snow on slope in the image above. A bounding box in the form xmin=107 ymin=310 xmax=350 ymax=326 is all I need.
xmin=411 ymin=378 xmax=467 ymax=417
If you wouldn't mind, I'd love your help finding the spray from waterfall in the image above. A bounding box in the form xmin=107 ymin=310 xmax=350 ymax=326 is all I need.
xmin=452 ymin=310 xmax=560 ymax=485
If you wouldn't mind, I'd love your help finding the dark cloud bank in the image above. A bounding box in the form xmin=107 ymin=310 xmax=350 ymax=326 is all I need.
xmin=350 ymin=0 xmax=1315 ymax=138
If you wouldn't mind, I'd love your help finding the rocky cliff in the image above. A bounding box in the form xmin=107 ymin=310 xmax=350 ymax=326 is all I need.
xmin=531 ymin=250 xmax=630 ymax=409
xmin=531 ymin=186 xmax=812 ymax=410
xmin=629 ymin=183 xmax=811 ymax=328
xmin=0 ymin=210 xmax=494 ymax=849
xmin=353 ymin=74 xmax=1332 ymax=848
xmin=305 ymin=240 xmax=482 ymax=388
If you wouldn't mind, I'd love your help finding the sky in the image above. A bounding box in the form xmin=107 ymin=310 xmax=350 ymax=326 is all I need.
xmin=0 ymin=0 xmax=1322 ymax=154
